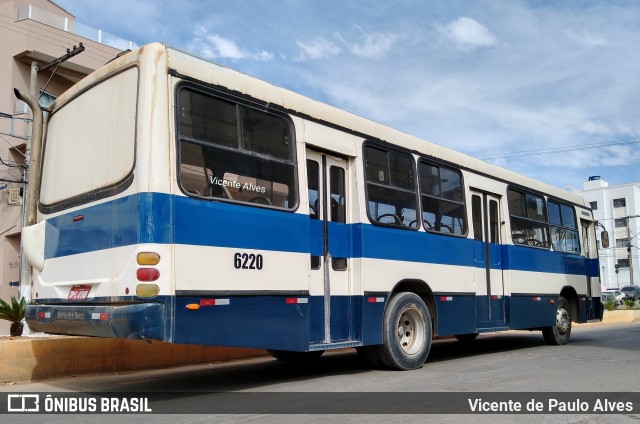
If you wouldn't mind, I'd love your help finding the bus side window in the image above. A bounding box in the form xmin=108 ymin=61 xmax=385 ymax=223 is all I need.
xmin=364 ymin=145 xmax=418 ymax=229
xmin=419 ymin=161 xmax=466 ymax=235
xmin=330 ymin=166 xmax=347 ymax=271
xmin=308 ymin=159 xmax=321 ymax=269
xmin=507 ymin=189 xmax=550 ymax=248
xmin=472 ymin=195 xmax=483 ymax=241
xmin=179 ymin=143 xmax=207 ymax=195
xmin=548 ymin=201 xmax=579 ymax=254
xmin=177 ymin=87 xmax=297 ymax=209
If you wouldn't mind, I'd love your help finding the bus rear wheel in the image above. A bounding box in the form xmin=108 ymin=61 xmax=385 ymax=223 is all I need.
xmin=378 ymin=292 xmax=432 ymax=370
xmin=542 ymin=296 xmax=571 ymax=345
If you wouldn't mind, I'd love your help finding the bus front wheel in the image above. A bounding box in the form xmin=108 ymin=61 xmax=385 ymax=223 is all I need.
xmin=542 ymin=296 xmax=571 ymax=345
xmin=378 ymin=292 xmax=432 ymax=370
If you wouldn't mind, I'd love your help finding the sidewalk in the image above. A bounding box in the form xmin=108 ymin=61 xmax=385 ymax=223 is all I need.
xmin=0 ymin=334 xmax=266 ymax=383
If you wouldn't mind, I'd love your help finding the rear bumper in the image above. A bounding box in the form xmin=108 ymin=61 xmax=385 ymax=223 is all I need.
xmin=26 ymin=302 xmax=166 ymax=340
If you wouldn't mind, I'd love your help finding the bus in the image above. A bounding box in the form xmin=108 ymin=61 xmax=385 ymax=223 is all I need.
xmin=21 ymin=43 xmax=604 ymax=370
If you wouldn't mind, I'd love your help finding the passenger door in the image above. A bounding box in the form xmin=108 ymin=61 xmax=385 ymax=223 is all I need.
xmin=471 ymin=191 xmax=506 ymax=328
xmin=306 ymin=149 xmax=351 ymax=343
xmin=581 ymin=219 xmax=600 ymax=320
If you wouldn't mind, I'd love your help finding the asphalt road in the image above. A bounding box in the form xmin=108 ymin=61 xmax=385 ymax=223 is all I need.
xmin=2 ymin=321 xmax=639 ymax=423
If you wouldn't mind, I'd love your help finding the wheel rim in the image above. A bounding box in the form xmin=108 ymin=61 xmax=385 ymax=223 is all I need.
xmin=396 ymin=306 xmax=426 ymax=355
xmin=555 ymin=307 xmax=570 ymax=335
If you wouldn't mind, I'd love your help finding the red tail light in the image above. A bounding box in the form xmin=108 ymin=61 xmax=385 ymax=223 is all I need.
xmin=137 ymin=268 xmax=160 ymax=281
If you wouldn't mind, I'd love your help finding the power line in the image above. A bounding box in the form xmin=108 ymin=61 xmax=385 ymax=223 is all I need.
xmin=480 ymin=138 xmax=640 ymax=161
xmin=0 ymin=156 xmax=26 ymax=169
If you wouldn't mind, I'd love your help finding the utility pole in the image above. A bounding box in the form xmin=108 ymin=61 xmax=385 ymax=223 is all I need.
xmin=628 ymin=217 xmax=639 ymax=286
xmin=625 ymin=215 xmax=639 ymax=286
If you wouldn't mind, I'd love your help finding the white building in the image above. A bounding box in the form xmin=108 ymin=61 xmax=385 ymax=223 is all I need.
xmin=578 ymin=177 xmax=640 ymax=289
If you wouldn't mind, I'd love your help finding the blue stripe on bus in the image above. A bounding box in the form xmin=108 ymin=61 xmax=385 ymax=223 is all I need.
xmin=502 ymin=245 xmax=590 ymax=276
xmin=173 ymin=194 xmax=310 ymax=253
xmin=44 ymin=192 xmax=599 ymax=277
xmin=45 ymin=192 xmax=173 ymax=258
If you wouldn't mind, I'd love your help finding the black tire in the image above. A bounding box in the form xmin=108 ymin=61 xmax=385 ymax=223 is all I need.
xmin=454 ymin=333 xmax=479 ymax=343
xmin=266 ymin=349 xmax=324 ymax=362
xmin=542 ymin=296 xmax=571 ymax=345
xmin=378 ymin=292 xmax=432 ymax=370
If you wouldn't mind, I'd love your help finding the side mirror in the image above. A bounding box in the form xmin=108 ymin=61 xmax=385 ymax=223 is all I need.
xmin=601 ymin=230 xmax=609 ymax=249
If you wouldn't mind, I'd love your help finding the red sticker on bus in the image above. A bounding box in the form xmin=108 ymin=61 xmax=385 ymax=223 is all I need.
xmin=68 ymin=285 xmax=91 ymax=300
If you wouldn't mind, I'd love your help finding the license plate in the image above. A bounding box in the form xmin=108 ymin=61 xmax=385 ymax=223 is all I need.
xmin=68 ymin=285 xmax=91 ymax=300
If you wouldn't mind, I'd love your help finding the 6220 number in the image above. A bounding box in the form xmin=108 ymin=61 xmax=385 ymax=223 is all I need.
xmin=234 ymin=252 xmax=263 ymax=270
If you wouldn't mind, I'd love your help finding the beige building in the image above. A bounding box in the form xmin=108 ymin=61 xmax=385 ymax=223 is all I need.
xmin=0 ymin=0 xmax=130 ymax=334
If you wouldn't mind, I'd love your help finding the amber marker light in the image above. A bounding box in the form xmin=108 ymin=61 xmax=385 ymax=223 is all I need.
xmin=136 ymin=284 xmax=160 ymax=298
xmin=137 ymin=252 xmax=160 ymax=265
xmin=186 ymin=304 xmax=200 ymax=310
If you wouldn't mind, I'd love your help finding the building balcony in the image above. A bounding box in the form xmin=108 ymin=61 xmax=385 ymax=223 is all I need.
xmin=16 ymin=3 xmax=136 ymax=50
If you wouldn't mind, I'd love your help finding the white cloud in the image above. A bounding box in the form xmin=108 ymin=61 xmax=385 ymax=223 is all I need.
xmin=438 ymin=17 xmax=497 ymax=49
xmin=338 ymin=30 xmax=403 ymax=59
xmin=296 ymin=29 xmax=402 ymax=61
xmin=295 ymin=37 xmax=342 ymax=60
xmin=565 ymin=29 xmax=608 ymax=47
xmin=579 ymin=120 xmax=612 ymax=135
xmin=188 ymin=27 xmax=273 ymax=61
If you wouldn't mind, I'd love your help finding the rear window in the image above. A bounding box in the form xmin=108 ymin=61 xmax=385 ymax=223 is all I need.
xmin=40 ymin=67 xmax=138 ymax=208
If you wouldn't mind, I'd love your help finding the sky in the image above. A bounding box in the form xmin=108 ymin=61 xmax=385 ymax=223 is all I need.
xmin=55 ymin=0 xmax=640 ymax=191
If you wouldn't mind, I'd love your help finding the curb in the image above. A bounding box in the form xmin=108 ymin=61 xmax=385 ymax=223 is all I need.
xmin=602 ymin=309 xmax=640 ymax=324
xmin=0 ymin=336 xmax=266 ymax=383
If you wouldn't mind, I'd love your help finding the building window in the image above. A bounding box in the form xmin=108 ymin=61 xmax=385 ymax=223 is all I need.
xmin=617 ymin=259 xmax=630 ymax=268
xmin=615 ymin=218 xmax=628 ymax=228
xmin=39 ymin=90 xmax=57 ymax=108
xmin=589 ymin=201 xmax=597 ymax=210
xmin=613 ymin=198 xmax=626 ymax=208
xmin=616 ymin=238 xmax=629 ymax=248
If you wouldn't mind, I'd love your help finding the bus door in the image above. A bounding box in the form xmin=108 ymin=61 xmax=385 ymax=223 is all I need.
xmin=306 ymin=149 xmax=351 ymax=343
xmin=471 ymin=191 xmax=506 ymax=328
xmin=581 ymin=219 xmax=599 ymax=320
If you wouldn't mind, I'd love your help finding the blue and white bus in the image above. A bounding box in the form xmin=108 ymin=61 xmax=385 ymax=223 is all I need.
xmin=22 ymin=43 xmax=603 ymax=370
